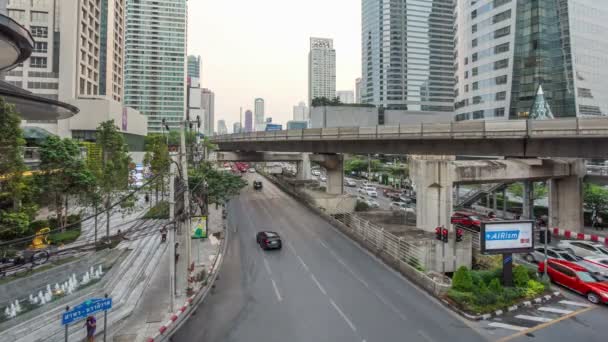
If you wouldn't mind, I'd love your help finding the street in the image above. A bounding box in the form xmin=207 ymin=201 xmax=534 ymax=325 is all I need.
xmin=172 ymin=175 xmax=485 ymax=342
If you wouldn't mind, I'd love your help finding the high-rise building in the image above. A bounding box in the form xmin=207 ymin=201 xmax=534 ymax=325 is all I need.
xmin=201 ymin=88 xmax=215 ymax=136
xmin=125 ymin=0 xmax=187 ymax=133
xmin=336 ymin=90 xmax=354 ymax=104
xmin=232 ymin=122 xmax=241 ymax=133
xmin=308 ymin=37 xmax=336 ymax=106
xmin=187 ymin=55 xmax=201 ymax=79
xmin=362 ymin=0 xmax=453 ymax=112
xmin=293 ymin=101 xmax=308 ymax=121
xmin=355 ymin=78 xmax=362 ymax=104
xmin=244 ymin=110 xmax=253 ymax=132
xmin=454 ymin=0 xmax=608 ymax=121
xmin=254 ymin=98 xmax=265 ymax=131
xmin=217 ymin=119 xmax=227 ymax=135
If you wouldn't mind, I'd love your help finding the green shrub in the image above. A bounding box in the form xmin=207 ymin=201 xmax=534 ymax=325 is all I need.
xmin=144 ymin=201 xmax=169 ymax=219
xmin=447 ymin=289 xmax=475 ymax=305
xmin=473 ymin=269 xmax=502 ymax=286
xmin=50 ymin=229 xmax=81 ymax=245
xmin=488 ymin=278 xmax=504 ymax=295
xmin=354 ymin=201 xmax=370 ymax=212
xmin=29 ymin=219 xmax=50 ymax=231
xmin=502 ymin=287 xmax=524 ymax=302
xmin=513 ymin=265 xmax=530 ymax=288
xmin=453 ymin=266 xmax=474 ymax=292
xmin=525 ymin=280 xmax=545 ymax=298
xmin=475 ymin=280 xmax=499 ymax=306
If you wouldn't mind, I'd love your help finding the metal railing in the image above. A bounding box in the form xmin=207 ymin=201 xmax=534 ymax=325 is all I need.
xmin=212 ymin=117 xmax=608 ymax=143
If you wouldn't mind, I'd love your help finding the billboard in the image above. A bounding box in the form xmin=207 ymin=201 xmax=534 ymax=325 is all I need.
xmin=265 ymin=124 xmax=282 ymax=131
xmin=480 ymin=220 xmax=534 ymax=255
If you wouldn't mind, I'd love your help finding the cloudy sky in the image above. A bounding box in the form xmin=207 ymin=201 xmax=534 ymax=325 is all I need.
xmin=187 ymin=0 xmax=361 ymax=130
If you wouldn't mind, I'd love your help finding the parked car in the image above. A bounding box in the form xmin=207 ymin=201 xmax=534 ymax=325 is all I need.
xmin=398 ymin=195 xmax=411 ymax=204
xmin=364 ymin=187 xmax=378 ymax=198
xmin=524 ymin=247 xmax=579 ymax=264
xmin=320 ymin=175 xmax=327 ymax=182
xmin=248 ymin=168 xmax=256 ymax=173
xmin=556 ymin=240 xmax=608 ymax=258
xmin=311 ymin=169 xmax=321 ymax=176
xmin=256 ymin=231 xmax=282 ymax=250
xmin=538 ymin=259 xmax=608 ymax=304
xmin=451 ymin=211 xmax=485 ymax=231
xmin=366 ymin=200 xmax=380 ymax=208
xmin=390 ymin=202 xmax=415 ymax=213
xmin=580 ymin=256 xmax=608 ymax=279
xmin=345 ymin=179 xmax=357 ymax=187
xmin=253 ymin=180 xmax=263 ymax=190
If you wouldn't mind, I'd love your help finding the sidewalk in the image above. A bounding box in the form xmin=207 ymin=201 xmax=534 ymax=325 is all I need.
xmin=111 ymin=206 xmax=223 ymax=342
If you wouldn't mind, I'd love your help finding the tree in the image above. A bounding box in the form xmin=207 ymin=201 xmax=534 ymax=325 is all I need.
xmin=584 ymin=183 xmax=608 ymax=214
xmin=144 ymin=135 xmax=170 ymax=202
xmin=96 ymin=120 xmax=132 ymax=240
xmin=508 ymin=182 xmax=547 ymax=199
xmin=188 ymin=162 xmax=247 ymax=215
xmin=311 ymin=96 xmax=343 ymax=107
xmin=36 ymin=136 xmax=96 ymax=228
xmin=0 ymin=97 xmax=27 ymax=211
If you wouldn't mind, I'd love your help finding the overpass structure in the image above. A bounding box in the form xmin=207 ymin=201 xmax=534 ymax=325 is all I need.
xmin=212 ymin=118 xmax=608 ymax=158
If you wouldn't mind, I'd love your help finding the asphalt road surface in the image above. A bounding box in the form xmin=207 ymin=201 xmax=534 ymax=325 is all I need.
xmin=172 ymin=175 xmax=485 ymax=342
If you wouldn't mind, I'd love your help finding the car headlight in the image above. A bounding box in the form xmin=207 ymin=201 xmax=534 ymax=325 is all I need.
xmin=600 ymin=291 xmax=608 ymax=298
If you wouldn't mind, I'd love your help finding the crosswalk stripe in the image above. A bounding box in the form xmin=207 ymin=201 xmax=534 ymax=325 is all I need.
xmin=538 ymin=307 xmax=573 ymax=315
xmin=488 ymin=322 xmax=528 ymax=331
xmin=515 ymin=315 xmax=553 ymax=323
xmin=559 ymin=300 xmax=591 ymax=308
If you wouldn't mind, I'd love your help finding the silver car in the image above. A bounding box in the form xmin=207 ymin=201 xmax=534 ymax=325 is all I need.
xmin=524 ymin=247 xmax=579 ymax=263
xmin=556 ymin=240 xmax=608 ymax=258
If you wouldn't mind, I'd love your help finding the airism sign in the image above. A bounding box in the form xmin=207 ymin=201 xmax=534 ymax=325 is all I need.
xmin=480 ymin=221 xmax=534 ymax=254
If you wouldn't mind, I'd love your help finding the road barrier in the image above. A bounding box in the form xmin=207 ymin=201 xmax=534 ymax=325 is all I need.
xmin=552 ymin=228 xmax=608 ymax=245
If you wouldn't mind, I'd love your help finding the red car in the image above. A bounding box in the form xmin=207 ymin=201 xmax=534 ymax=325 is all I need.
xmin=539 ymin=259 xmax=608 ymax=304
xmin=451 ymin=211 xmax=485 ymax=231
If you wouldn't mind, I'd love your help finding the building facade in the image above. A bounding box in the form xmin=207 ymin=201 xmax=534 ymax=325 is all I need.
xmin=187 ymin=55 xmax=200 ymax=79
xmin=201 ymin=88 xmax=215 ymax=136
xmin=361 ymin=0 xmax=454 ymax=112
xmin=217 ymin=119 xmax=227 ymax=135
xmin=293 ymin=101 xmax=308 ymax=121
xmin=124 ymin=0 xmax=187 ymax=133
xmin=336 ymin=90 xmax=354 ymax=104
xmin=355 ymin=78 xmax=362 ymax=103
xmin=232 ymin=122 xmax=241 ymax=134
xmin=454 ymin=0 xmax=608 ymax=121
xmin=287 ymin=120 xmax=308 ymax=130
xmin=308 ymin=37 xmax=336 ymax=106
xmin=244 ymin=109 xmax=253 ymax=132
xmin=254 ymin=97 xmax=264 ymax=131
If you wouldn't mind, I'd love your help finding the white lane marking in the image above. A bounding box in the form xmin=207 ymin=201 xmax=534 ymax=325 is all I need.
xmin=417 ymin=330 xmax=435 ymax=342
xmin=263 ymin=258 xmax=272 ymax=275
xmin=538 ymin=307 xmax=573 ymax=315
xmin=319 ymin=240 xmax=329 ymax=249
xmin=310 ymin=274 xmax=327 ymax=295
xmin=375 ymin=292 xmax=409 ymax=322
xmin=487 ymin=322 xmax=528 ymax=331
xmin=559 ymin=300 xmax=591 ymax=308
xmin=297 ymin=255 xmax=310 ymax=272
xmin=515 ymin=315 xmax=553 ymax=323
xmin=271 ymin=279 xmax=282 ymax=302
xmin=330 ymin=299 xmax=357 ymax=332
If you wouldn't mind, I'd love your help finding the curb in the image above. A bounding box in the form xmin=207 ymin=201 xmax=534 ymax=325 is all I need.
xmin=443 ymin=291 xmax=562 ymax=321
xmin=145 ymin=224 xmax=229 ymax=342
xmin=552 ymin=228 xmax=608 ymax=245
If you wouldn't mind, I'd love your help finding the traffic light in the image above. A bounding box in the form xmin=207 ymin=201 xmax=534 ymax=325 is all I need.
xmin=442 ymin=227 xmax=449 ymax=243
xmin=456 ymin=228 xmax=463 ymax=242
xmin=435 ymin=227 xmax=442 ymax=241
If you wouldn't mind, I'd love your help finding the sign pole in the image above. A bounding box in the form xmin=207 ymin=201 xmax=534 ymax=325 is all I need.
xmin=64 ymin=306 xmax=69 ymax=342
xmin=503 ymin=253 xmax=513 ymax=287
xmin=103 ymin=294 xmax=108 ymax=342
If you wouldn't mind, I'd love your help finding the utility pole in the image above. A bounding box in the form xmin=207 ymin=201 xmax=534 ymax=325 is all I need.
xmin=180 ymin=121 xmax=191 ymax=294
xmin=168 ymin=153 xmax=176 ymax=312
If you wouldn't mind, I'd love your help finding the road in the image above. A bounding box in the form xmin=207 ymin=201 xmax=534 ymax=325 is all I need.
xmin=173 ymin=174 xmax=486 ymax=342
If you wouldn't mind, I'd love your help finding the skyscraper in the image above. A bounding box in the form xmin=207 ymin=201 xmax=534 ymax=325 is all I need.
xmin=355 ymin=78 xmax=362 ymax=104
xmin=125 ymin=0 xmax=187 ymax=133
xmin=293 ymin=101 xmax=308 ymax=121
xmin=336 ymin=90 xmax=355 ymax=104
xmin=362 ymin=0 xmax=454 ymax=112
xmin=308 ymin=37 xmax=336 ymax=106
xmin=254 ymin=98 xmax=265 ymax=131
xmin=188 ymin=55 xmax=201 ymax=79
xmin=454 ymin=0 xmax=608 ymax=121
xmin=201 ymin=88 xmax=215 ymax=136
xmin=244 ymin=110 xmax=253 ymax=132
xmin=233 ymin=122 xmax=241 ymax=134
xmin=217 ymin=119 xmax=227 ymax=135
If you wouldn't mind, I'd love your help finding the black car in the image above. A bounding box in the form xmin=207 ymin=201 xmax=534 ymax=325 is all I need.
xmin=253 ymin=180 xmax=263 ymax=190
xmin=256 ymin=231 xmax=282 ymax=250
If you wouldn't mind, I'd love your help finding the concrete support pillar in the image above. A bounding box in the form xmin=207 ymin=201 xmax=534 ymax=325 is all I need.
xmin=522 ymin=180 xmax=533 ymax=219
xmin=411 ymin=155 xmax=455 ymax=232
xmin=296 ymin=153 xmax=311 ymax=180
xmin=317 ymin=154 xmax=344 ymax=195
xmin=549 ymin=160 xmax=585 ymax=231
xmin=486 ymin=193 xmax=491 ymax=207
xmin=455 ymin=184 xmax=460 ymax=205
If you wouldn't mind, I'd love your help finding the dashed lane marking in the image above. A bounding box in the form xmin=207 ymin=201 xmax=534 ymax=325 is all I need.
xmin=263 ymin=258 xmax=272 ymax=276
xmin=297 ymin=255 xmax=310 ymax=272
xmin=538 ymin=307 xmax=573 ymax=315
xmin=271 ymin=279 xmax=282 ymax=302
xmin=514 ymin=315 xmax=553 ymax=323
xmin=330 ymin=299 xmax=357 ymax=332
xmin=310 ymin=274 xmax=327 ymax=295
xmin=417 ymin=330 xmax=435 ymax=342
xmin=488 ymin=322 xmax=528 ymax=332
xmin=558 ymin=300 xmax=591 ymax=307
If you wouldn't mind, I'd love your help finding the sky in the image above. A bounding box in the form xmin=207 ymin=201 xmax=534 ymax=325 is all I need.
xmin=187 ymin=0 xmax=361 ymax=130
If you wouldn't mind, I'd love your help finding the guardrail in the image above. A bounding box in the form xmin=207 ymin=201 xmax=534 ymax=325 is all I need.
xmin=212 ymin=118 xmax=608 ymax=143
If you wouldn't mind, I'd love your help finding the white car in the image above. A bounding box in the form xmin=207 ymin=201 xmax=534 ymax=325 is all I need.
xmin=345 ymin=179 xmax=357 ymax=187
xmin=556 ymin=240 xmax=608 ymax=258
xmin=361 ymin=186 xmax=377 ymax=197
xmin=248 ymin=168 xmax=256 ymax=173
xmin=390 ymin=202 xmax=415 ymax=213
xmin=311 ymin=170 xmax=321 ymax=176
xmin=580 ymin=256 xmax=608 ymax=279
xmin=366 ymin=200 xmax=380 ymax=208
xmin=524 ymin=247 xmax=579 ymax=263
xmin=320 ymin=175 xmax=327 ymax=182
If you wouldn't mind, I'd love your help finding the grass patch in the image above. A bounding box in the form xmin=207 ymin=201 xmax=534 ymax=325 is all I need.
xmin=49 ymin=229 xmax=81 ymax=245
xmin=143 ymin=201 xmax=169 ymax=219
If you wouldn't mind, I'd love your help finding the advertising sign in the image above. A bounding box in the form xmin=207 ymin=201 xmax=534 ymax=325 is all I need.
xmin=480 ymin=220 xmax=534 ymax=255
xmin=192 ymin=216 xmax=207 ymax=239
xmin=265 ymin=124 xmax=282 ymax=131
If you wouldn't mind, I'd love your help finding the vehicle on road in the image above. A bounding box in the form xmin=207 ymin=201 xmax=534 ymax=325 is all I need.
xmin=256 ymin=231 xmax=282 ymax=250
xmin=248 ymin=168 xmax=256 ymax=173
xmin=398 ymin=195 xmax=411 ymax=204
xmin=538 ymin=259 xmax=608 ymax=304
xmin=345 ymin=179 xmax=357 ymax=187
xmin=365 ymin=188 xmax=378 ymax=198
xmin=390 ymin=202 xmax=415 ymax=213
xmin=320 ymin=175 xmax=327 ymax=182
xmin=524 ymin=247 xmax=579 ymax=263
xmin=311 ymin=169 xmax=321 ymax=176
xmin=450 ymin=211 xmax=494 ymax=232
xmin=253 ymin=180 xmax=263 ymax=190
xmin=556 ymin=240 xmax=608 ymax=258
xmin=580 ymin=256 xmax=608 ymax=279
xmin=366 ymin=199 xmax=380 ymax=208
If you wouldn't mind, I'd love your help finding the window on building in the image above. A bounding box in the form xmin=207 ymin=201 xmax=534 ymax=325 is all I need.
xmin=494 ymin=42 xmax=510 ymax=54
xmin=30 ymin=56 xmax=47 ymax=68
xmin=465 ymin=71 xmax=469 ymax=79
xmin=496 ymin=75 xmax=508 ymax=84
xmin=472 ymin=24 xmax=477 ymax=33
xmin=473 ymin=110 xmax=484 ymax=119
xmin=495 ymin=108 xmax=505 ymax=117
xmin=578 ymin=88 xmax=593 ymax=98
xmin=493 ymin=10 xmax=512 ymax=24
xmin=496 ymin=91 xmax=507 ymax=101
xmin=30 ymin=11 xmax=48 ymax=22
xmin=465 ymin=84 xmax=469 ymax=92
xmin=494 ymin=59 xmax=509 ymax=70
xmin=33 ymin=41 xmax=48 ymax=53
xmin=472 ymin=67 xmax=479 ymax=76
xmin=471 ymin=10 xmax=477 ymax=19
xmin=30 ymin=26 xmax=48 ymax=38
xmin=473 ymin=96 xmax=482 ymax=104
xmin=473 ymin=82 xmax=479 ymax=90
xmin=7 ymin=9 xmax=26 ymax=21
xmin=472 ymin=53 xmax=478 ymax=62
xmin=31 ymin=0 xmax=48 ymax=6
xmin=472 ymin=39 xmax=478 ymax=47
xmin=494 ymin=26 xmax=511 ymax=39
xmin=8 ymin=0 xmax=28 ymax=6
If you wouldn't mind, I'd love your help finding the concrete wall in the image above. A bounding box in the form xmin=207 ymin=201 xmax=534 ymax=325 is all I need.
xmin=310 ymin=106 xmax=378 ymax=128
xmin=384 ymin=110 xmax=453 ymax=125
xmin=453 ymin=159 xmax=572 ymax=184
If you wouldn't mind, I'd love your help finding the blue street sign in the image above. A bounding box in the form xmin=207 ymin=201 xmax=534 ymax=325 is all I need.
xmin=62 ymin=298 xmax=112 ymax=325
xmin=503 ymin=255 xmax=513 ymax=265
